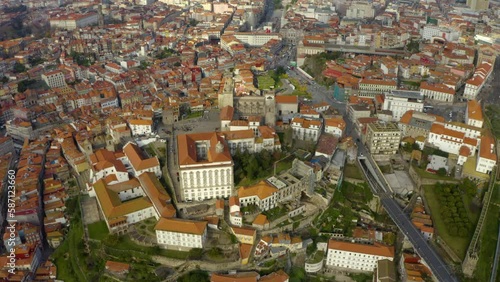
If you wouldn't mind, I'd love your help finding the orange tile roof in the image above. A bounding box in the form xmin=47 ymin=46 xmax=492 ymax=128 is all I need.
xmin=467 ymin=100 xmax=483 ymax=122
xmin=128 ymin=119 xmax=153 ymax=126
xmin=210 ymin=272 xmax=259 ymax=282
xmin=479 ymin=134 xmax=496 ymax=161
xmin=138 ymin=172 xmax=176 ymax=218
xmin=237 ymin=180 xmax=277 ymax=200
xmin=231 ymin=226 xmax=256 ymax=237
xmin=123 ymin=142 xmax=160 ymax=171
xmin=154 ymin=218 xmax=207 ymax=235
xmin=105 ymin=261 xmax=130 ymax=273
xmin=400 ymin=110 xmax=414 ymax=124
xmin=240 ymin=243 xmax=253 ymax=260
xmin=459 ymin=145 xmax=471 ymax=157
xmin=252 ymin=214 xmax=269 ymax=226
xmin=328 ymin=240 xmax=394 ymax=258
xmin=420 ymin=82 xmax=455 ymax=95
xmin=229 ymin=196 xmax=239 ymax=206
xmin=177 ymin=132 xmax=232 ymax=166
xmin=222 ymin=129 xmax=254 ymax=140
xmin=93 ymin=179 xmax=153 ymax=220
xmin=259 ymin=270 xmax=289 ymax=282
xmin=275 ymin=95 xmax=298 ymax=104
xmin=216 ymin=199 xmax=224 ymax=210
xmin=325 ymin=117 xmax=346 ymax=130
xmin=220 ymin=105 xmax=234 ymax=121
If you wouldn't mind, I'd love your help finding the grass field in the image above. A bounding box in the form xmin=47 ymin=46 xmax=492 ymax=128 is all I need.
xmin=88 ymin=221 xmax=109 ymax=241
xmin=344 ymin=163 xmax=364 ymax=179
xmin=258 ymin=75 xmax=275 ymax=90
xmin=413 ymin=165 xmax=454 ymax=181
xmin=475 ymin=184 xmax=500 ymax=281
xmin=423 ymin=185 xmax=473 ymax=260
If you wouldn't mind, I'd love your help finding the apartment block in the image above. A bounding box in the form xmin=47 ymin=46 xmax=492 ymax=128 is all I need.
xmin=382 ymin=90 xmax=424 ymax=122
xmin=365 ymin=121 xmax=402 ymax=155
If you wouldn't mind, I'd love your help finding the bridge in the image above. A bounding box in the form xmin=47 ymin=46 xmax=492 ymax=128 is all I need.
xmin=324 ymin=43 xmax=408 ymax=56
xmin=357 ymin=153 xmax=458 ymax=282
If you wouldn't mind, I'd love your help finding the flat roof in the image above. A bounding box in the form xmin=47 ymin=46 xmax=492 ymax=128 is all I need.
xmin=386 ymin=90 xmax=423 ymax=100
xmin=267 ymin=176 xmax=287 ymax=189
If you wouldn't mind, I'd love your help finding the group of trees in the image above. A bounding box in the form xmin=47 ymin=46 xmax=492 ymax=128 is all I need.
xmin=69 ymin=51 xmax=93 ymax=67
xmin=435 ymin=182 xmax=474 ymax=237
xmin=302 ymin=52 xmax=342 ymax=86
xmin=156 ymin=48 xmax=178 ymax=59
xmin=233 ymin=149 xmax=282 ymax=184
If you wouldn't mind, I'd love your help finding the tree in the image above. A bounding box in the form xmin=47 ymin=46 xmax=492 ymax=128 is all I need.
xmin=178 ymin=270 xmax=209 ymax=282
xmin=188 ymin=248 xmax=203 ymax=259
xmin=0 ymin=76 xmax=8 ymax=83
xmin=13 ymin=62 xmax=26 ymax=73
xmin=402 ymin=142 xmax=413 ymax=153
xmin=188 ymin=19 xmax=199 ymax=27
xmin=436 ymin=168 xmax=447 ymax=176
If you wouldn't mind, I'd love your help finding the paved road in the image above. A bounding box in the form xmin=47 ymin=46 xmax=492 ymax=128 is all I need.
xmin=381 ymin=197 xmax=458 ymax=282
xmin=358 ymin=153 xmax=458 ymax=282
xmin=285 ymin=69 xmax=346 ymax=115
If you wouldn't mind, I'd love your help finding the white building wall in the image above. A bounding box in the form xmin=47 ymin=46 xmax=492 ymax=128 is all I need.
xmin=180 ymin=165 xmax=234 ymax=201
xmin=156 ymin=230 xmax=206 ymax=249
xmin=326 ymin=249 xmax=392 ymax=272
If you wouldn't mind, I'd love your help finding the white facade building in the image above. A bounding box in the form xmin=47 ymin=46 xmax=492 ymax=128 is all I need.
xmin=421 ymin=25 xmax=459 ymax=41
xmin=358 ymin=79 xmax=397 ymax=97
xmin=463 ymin=62 xmax=493 ymax=100
xmin=382 ymin=90 xmax=424 ymax=122
xmin=123 ymin=142 xmax=161 ymax=177
xmin=41 ymin=71 xmax=66 ymax=88
xmin=155 ymin=218 xmax=208 ymax=250
xmin=420 ymin=82 xmax=455 ymax=103
xmin=326 ymin=240 xmax=394 ymax=272
xmin=291 ymin=117 xmax=322 ymax=142
xmin=177 ymin=132 xmax=234 ymax=201
xmin=233 ymin=32 xmax=282 ymax=47
xmin=365 ymin=121 xmax=402 ymax=155
xmin=345 ymin=2 xmax=375 ymax=18
xmin=49 ymin=13 xmax=99 ymax=30
xmin=465 ymin=100 xmax=484 ymax=128
xmin=127 ymin=119 xmax=153 ymax=136
xmin=476 ymin=135 xmax=496 ymax=174
xmin=427 ymin=123 xmax=478 ymax=156
xmin=324 ymin=117 xmax=346 ymax=137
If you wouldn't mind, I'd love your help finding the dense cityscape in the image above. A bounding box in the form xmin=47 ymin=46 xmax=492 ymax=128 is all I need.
xmin=0 ymin=0 xmax=499 ymax=281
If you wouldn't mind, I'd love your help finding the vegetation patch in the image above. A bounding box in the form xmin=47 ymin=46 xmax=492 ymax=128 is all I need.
xmin=344 ymin=163 xmax=364 ymax=180
xmin=423 ymin=181 xmax=479 ymax=260
xmin=88 ymin=221 xmax=109 ymax=241
xmin=475 ymin=184 xmax=500 ymax=281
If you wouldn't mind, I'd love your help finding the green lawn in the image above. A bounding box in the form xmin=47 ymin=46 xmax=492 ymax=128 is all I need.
xmin=104 ymin=235 xmax=190 ymax=260
xmin=236 ymin=160 xmax=293 ymax=187
xmin=52 ymin=197 xmax=88 ymax=281
xmin=258 ymin=75 xmax=275 ymax=90
xmin=88 ymin=221 xmax=109 ymax=241
xmin=308 ymin=251 xmax=325 ymax=264
xmin=413 ymin=165 xmax=454 ymax=181
xmin=263 ymin=206 xmax=288 ymax=221
xmin=344 ymin=163 xmax=364 ymax=180
xmin=186 ymin=111 xmax=203 ymax=119
xmin=475 ymin=184 xmax=500 ymax=281
xmin=423 ymin=185 xmax=470 ymax=260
